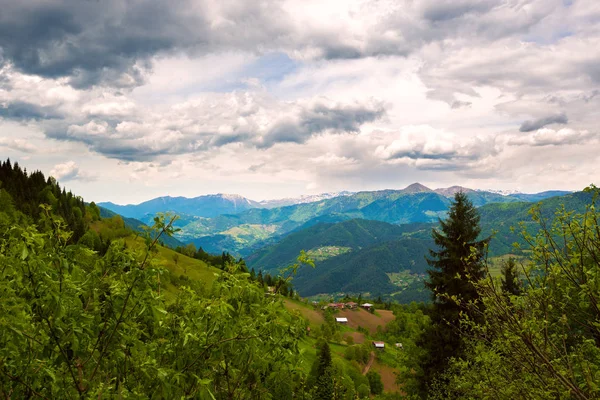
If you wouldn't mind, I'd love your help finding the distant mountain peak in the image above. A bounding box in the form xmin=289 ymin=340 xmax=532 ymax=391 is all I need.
xmin=435 ymin=186 xmax=474 ymax=197
xmin=401 ymin=183 xmax=433 ymax=193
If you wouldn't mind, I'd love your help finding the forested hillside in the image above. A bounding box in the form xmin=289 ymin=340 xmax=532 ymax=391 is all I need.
xmin=0 ymin=159 xmax=87 ymax=242
xmin=244 ymin=191 xmax=594 ymax=299
xmin=292 ymin=238 xmax=433 ymax=298
xmin=247 ymin=219 xmax=428 ymax=270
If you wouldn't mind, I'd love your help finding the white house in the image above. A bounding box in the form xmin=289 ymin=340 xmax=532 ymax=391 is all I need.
xmin=335 ymin=317 xmax=348 ymax=323
xmin=373 ymin=341 xmax=385 ymax=349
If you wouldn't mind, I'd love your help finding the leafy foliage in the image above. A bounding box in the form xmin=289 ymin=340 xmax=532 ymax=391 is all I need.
xmin=0 ymin=205 xmax=308 ymax=398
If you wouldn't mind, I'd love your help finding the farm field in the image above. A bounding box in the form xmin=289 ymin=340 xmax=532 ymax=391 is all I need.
xmin=337 ymin=308 xmax=396 ymax=334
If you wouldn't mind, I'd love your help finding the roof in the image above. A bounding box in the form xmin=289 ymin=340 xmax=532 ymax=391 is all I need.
xmin=336 ymin=317 xmax=348 ymax=322
xmin=373 ymin=341 xmax=385 ymax=348
xmin=361 ymin=303 xmax=373 ymax=307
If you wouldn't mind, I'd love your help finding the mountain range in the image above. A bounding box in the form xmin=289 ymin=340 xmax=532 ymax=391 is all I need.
xmin=99 ymin=184 xmax=571 ymax=257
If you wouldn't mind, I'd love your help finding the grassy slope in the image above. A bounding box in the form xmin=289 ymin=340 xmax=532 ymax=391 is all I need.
xmin=124 ymin=236 xmax=220 ymax=291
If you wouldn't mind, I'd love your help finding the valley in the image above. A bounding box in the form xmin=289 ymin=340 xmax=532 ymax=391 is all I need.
xmin=100 ymin=183 xmax=582 ymax=300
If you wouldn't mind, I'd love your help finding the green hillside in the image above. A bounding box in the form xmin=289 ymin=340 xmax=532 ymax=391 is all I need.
xmin=247 ymin=218 xmax=431 ymax=271
xmin=290 ymin=238 xmax=433 ymax=298
xmin=245 ymin=191 xmax=593 ymax=300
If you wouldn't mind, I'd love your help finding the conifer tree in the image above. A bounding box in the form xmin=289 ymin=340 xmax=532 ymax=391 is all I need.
xmin=500 ymin=257 xmax=521 ymax=295
xmin=417 ymin=191 xmax=488 ymax=392
xmin=314 ymin=341 xmax=334 ymax=400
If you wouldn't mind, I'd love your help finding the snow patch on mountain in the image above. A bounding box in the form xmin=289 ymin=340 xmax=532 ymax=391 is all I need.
xmin=260 ymin=191 xmax=355 ymax=208
xmin=479 ymin=189 xmax=522 ymax=196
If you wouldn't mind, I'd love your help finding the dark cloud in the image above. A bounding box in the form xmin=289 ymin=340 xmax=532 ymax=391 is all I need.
xmin=420 ymin=0 xmax=496 ymax=22
xmin=0 ymin=0 xmax=203 ymax=88
xmin=385 ymin=149 xmax=461 ymax=161
xmin=451 ymin=100 xmax=472 ymax=109
xmin=248 ymin=163 xmax=266 ymax=172
xmin=519 ymin=113 xmax=568 ymax=132
xmin=0 ymin=0 xmax=575 ymax=90
xmin=0 ymin=101 xmax=62 ymax=120
xmin=259 ymin=101 xmax=385 ymax=148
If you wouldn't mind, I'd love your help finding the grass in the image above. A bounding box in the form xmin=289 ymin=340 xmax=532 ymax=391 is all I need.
xmin=124 ymin=235 xmax=221 ymax=290
xmin=283 ymin=298 xmax=325 ymax=326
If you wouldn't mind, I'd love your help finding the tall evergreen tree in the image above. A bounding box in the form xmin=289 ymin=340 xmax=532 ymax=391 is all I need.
xmin=500 ymin=257 xmax=521 ymax=296
xmin=417 ymin=191 xmax=488 ymax=393
xmin=314 ymin=341 xmax=334 ymax=400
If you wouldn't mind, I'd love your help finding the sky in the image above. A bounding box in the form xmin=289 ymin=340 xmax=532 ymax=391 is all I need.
xmin=0 ymin=0 xmax=599 ymax=204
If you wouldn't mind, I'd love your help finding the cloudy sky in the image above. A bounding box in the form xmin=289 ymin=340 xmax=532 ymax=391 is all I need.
xmin=1 ymin=0 xmax=599 ymax=204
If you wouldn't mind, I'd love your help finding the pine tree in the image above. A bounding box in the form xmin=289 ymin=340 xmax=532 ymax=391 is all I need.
xmin=417 ymin=191 xmax=488 ymax=393
xmin=314 ymin=341 xmax=333 ymax=400
xmin=500 ymin=257 xmax=521 ymax=295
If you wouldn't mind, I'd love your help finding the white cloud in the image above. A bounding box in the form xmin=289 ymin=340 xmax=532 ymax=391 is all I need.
xmin=0 ymin=137 xmax=37 ymax=153
xmin=49 ymin=161 xmax=96 ymax=182
xmin=507 ymin=128 xmax=597 ymax=147
xmin=50 ymin=161 xmax=81 ymax=181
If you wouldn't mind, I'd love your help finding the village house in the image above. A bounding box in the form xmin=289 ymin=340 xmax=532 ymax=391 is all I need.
xmin=373 ymin=341 xmax=385 ymax=349
xmin=345 ymin=302 xmax=358 ymax=309
xmin=335 ymin=317 xmax=348 ymax=324
xmin=361 ymin=303 xmax=373 ymax=311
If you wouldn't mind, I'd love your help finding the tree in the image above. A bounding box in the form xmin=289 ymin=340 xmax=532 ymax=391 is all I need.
xmin=366 ymin=370 xmax=384 ymax=395
xmin=500 ymin=257 xmax=521 ymax=295
xmin=417 ymin=191 xmax=488 ymax=392
xmin=357 ymin=383 xmax=370 ymax=398
xmin=314 ymin=341 xmax=334 ymax=400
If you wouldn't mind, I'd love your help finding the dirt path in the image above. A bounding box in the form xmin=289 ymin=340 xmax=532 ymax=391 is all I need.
xmin=362 ymin=351 xmax=375 ymax=375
